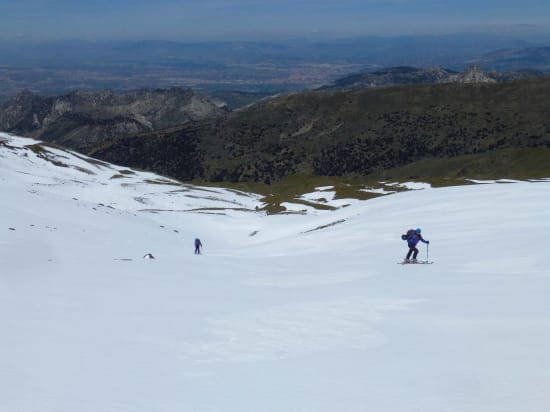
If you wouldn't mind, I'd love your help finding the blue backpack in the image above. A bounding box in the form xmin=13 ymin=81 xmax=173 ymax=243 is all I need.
xmin=401 ymin=229 xmax=416 ymax=246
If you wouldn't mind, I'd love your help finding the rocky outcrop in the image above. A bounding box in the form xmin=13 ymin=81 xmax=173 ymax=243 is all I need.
xmin=0 ymin=88 xmax=224 ymax=153
xmin=445 ymin=65 xmax=496 ymax=84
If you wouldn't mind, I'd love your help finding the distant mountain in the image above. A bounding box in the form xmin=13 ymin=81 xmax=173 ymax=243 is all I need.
xmin=320 ymin=66 xmax=458 ymax=91
xmin=0 ymin=88 xmax=224 ymax=153
xmin=320 ymin=65 xmax=544 ymax=91
xmin=90 ymin=77 xmax=550 ymax=183
xmin=205 ymin=90 xmax=278 ymax=110
xmin=487 ymin=68 xmax=546 ymax=82
xmin=0 ymin=35 xmax=536 ymax=69
xmin=476 ymin=46 xmax=550 ymax=71
xmin=1 ymin=35 xmax=547 ymax=102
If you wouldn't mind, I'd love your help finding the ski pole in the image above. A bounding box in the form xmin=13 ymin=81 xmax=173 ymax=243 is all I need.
xmin=427 ymin=243 xmax=429 ymax=262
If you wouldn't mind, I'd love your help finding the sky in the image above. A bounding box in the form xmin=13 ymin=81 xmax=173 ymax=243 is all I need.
xmin=0 ymin=0 xmax=549 ymax=42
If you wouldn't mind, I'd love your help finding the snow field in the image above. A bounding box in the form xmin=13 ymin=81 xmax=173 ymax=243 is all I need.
xmin=1 ymin=133 xmax=550 ymax=411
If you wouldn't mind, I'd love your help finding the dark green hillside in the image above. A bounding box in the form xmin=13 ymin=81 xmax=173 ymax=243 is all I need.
xmin=367 ymin=148 xmax=550 ymax=181
xmin=91 ymin=77 xmax=550 ymax=183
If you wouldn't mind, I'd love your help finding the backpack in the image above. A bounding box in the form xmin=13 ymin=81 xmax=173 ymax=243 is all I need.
xmin=401 ymin=229 xmax=415 ymax=241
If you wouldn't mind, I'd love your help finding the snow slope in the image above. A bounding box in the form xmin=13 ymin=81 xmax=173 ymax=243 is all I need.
xmin=1 ymin=133 xmax=550 ymax=412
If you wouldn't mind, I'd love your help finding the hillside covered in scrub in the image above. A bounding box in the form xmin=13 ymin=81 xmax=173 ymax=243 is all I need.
xmin=89 ymin=77 xmax=550 ymax=183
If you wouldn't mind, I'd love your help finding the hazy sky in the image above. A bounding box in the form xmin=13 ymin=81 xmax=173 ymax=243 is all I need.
xmin=1 ymin=0 xmax=549 ymax=42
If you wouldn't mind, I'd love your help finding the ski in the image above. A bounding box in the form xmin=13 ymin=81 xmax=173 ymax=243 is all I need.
xmin=397 ymin=260 xmax=434 ymax=265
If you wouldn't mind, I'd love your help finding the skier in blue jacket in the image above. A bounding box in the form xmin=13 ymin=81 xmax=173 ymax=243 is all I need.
xmin=404 ymin=228 xmax=429 ymax=263
xmin=194 ymin=238 xmax=203 ymax=254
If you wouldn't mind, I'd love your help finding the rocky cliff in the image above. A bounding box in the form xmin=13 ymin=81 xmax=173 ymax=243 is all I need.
xmin=0 ymin=88 xmax=224 ymax=152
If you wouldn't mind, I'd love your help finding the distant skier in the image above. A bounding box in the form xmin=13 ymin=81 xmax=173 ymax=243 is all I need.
xmin=194 ymin=238 xmax=203 ymax=255
xmin=402 ymin=228 xmax=429 ymax=263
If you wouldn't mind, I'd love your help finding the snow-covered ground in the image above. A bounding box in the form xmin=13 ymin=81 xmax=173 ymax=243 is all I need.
xmin=1 ymin=133 xmax=550 ymax=412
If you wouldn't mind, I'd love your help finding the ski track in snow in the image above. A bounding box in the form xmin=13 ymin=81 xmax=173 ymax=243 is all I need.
xmin=2 ymin=133 xmax=550 ymax=412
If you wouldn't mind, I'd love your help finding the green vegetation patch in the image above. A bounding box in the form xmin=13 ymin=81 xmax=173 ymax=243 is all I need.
xmin=27 ymin=143 xmax=70 ymax=168
xmin=143 ymin=179 xmax=181 ymax=186
xmin=24 ymin=142 xmax=94 ymax=174
xmin=194 ymin=175 xmax=398 ymax=214
xmin=303 ymin=219 xmax=346 ymax=233
xmin=367 ymin=148 xmax=550 ymax=183
xmin=71 ymin=165 xmax=95 ymax=175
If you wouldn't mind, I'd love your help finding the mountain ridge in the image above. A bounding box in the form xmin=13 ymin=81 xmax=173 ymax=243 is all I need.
xmin=89 ymin=77 xmax=550 ymax=183
xmin=0 ymin=88 xmax=224 ymax=152
xmin=320 ymin=65 xmax=544 ymax=91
